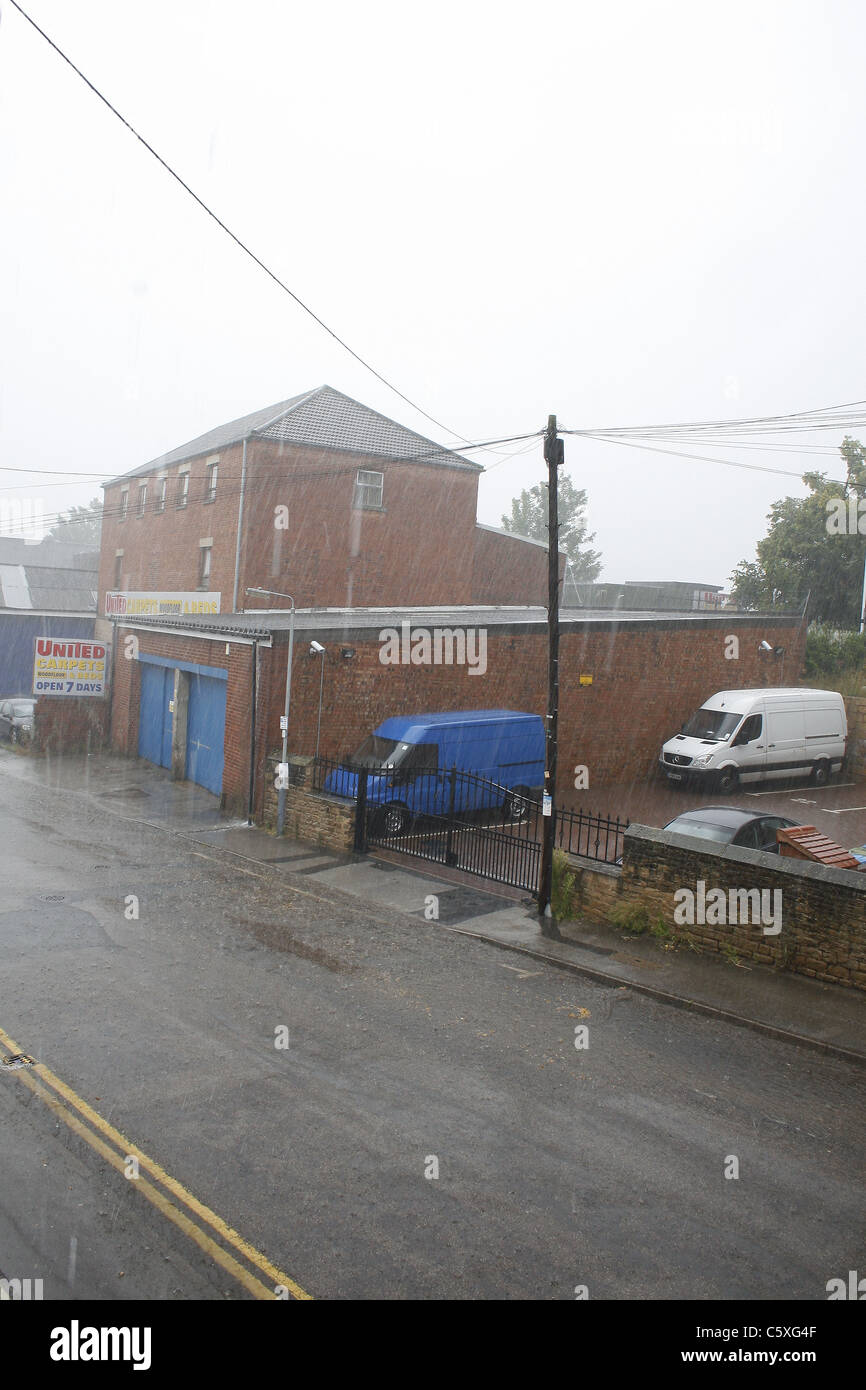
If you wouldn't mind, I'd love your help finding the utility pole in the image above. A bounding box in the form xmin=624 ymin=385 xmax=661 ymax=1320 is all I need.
xmin=538 ymin=414 xmax=563 ymax=933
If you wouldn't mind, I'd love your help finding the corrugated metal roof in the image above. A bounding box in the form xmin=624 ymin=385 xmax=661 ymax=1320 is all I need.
xmin=105 ymin=386 xmax=479 ymax=486
xmin=0 ymin=564 xmax=97 ymax=613
xmin=119 ymin=603 xmax=803 ymax=638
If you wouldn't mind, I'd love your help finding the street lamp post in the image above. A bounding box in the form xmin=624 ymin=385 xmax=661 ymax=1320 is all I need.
xmin=310 ymin=642 xmax=326 ymax=760
xmin=247 ymin=587 xmax=295 ymax=835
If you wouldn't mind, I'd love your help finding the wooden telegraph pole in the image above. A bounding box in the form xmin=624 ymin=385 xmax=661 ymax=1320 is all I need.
xmin=538 ymin=414 xmax=563 ymax=933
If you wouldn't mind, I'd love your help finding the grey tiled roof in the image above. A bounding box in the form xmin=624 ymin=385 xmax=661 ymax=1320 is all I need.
xmin=106 ymin=386 xmax=478 ymax=486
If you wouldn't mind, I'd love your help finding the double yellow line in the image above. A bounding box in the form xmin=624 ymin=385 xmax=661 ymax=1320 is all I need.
xmin=0 ymin=1025 xmax=312 ymax=1300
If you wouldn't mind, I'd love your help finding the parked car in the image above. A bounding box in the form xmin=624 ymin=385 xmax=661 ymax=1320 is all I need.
xmin=324 ymin=709 xmax=545 ymax=834
xmin=0 ymin=697 xmax=36 ymax=744
xmin=661 ymin=807 xmax=801 ymax=853
xmin=659 ymin=687 xmax=847 ymax=794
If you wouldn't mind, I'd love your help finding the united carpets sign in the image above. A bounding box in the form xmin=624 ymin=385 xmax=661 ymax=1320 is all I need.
xmin=104 ymin=590 xmax=221 ymax=617
xmin=33 ymin=639 xmax=108 ymax=696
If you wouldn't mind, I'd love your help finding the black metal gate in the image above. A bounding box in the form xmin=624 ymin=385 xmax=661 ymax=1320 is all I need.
xmin=316 ymin=760 xmax=629 ymax=896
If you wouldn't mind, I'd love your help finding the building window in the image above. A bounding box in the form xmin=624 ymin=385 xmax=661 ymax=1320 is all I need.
xmin=119 ymin=488 xmax=129 ymax=521
xmin=137 ymin=482 xmax=148 ymax=517
xmin=353 ymin=469 xmax=384 ymax=509
xmin=177 ymin=470 xmax=190 ymax=508
xmin=204 ymin=460 xmax=218 ymax=503
xmin=114 ymin=552 xmax=123 ymax=588
xmin=198 ymin=544 xmax=212 ymax=589
xmin=154 ymin=477 xmax=167 ymax=513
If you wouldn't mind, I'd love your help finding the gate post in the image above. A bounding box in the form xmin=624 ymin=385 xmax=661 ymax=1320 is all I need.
xmin=354 ymin=768 xmax=368 ymax=854
xmin=444 ymin=764 xmax=458 ymax=866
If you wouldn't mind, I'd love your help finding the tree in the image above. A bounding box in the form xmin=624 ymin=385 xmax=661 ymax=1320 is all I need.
xmin=47 ymin=497 xmax=103 ymax=552
xmin=500 ymin=475 xmax=602 ymax=581
xmin=729 ymin=438 xmax=866 ymax=627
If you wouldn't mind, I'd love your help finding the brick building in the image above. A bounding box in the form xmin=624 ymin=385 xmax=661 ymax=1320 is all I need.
xmin=107 ymin=604 xmax=807 ymax=818
xmin=98 ymin=385 xmax=560 ymax=625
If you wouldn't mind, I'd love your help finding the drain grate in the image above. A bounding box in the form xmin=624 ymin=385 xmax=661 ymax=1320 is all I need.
xmin=40 ymin=894 xmax=65 ymax=902
xmin=2 ymin=1054 xmax=35 ymax=1071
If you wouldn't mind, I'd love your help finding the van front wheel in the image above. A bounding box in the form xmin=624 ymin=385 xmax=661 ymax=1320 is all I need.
xmin=811 ymin=759 xmax=830 ymax=788
xmin=371 ymin=803 xmax=409 ymax=836
xmin=503 ymin=786 xmax=533 ymax=822
xmin=716 ymin=767 xmax=739 ymax=795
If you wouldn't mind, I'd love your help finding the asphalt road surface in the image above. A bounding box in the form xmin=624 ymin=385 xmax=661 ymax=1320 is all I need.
xmin=0 ymin=751 xmax=864 ymax=1300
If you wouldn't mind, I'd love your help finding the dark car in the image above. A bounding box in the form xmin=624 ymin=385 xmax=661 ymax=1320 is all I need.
xmin=662 ymin=806 xmax=800 ymax=853
xmin=0 ymin=697 xmax=36 ymax=744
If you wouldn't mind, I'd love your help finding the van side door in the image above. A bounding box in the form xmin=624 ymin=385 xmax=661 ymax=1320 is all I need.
xmin=764 ymin=706 xmax=806 ymax=780
xmin=729 ymin=712 xmax=766 ymax=782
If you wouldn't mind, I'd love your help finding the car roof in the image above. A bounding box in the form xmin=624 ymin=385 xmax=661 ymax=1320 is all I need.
xmin=664 ymin=806 xmax=773 ymax=829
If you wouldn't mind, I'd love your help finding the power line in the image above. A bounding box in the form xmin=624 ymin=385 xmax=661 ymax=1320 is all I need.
xmin=0 ymin=432 xmax=543 ymax=535
xmin=6 ymin=0 xmax=470 ymax=444
xmin=562 ymin=397 xmax=866 ymax=440
xmin=581 ymin=432 xmax=847 ymax=482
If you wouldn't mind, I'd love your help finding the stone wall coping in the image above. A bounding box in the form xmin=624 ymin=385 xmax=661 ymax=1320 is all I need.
xmin=624 ymin=822 xmax=866 ymax=891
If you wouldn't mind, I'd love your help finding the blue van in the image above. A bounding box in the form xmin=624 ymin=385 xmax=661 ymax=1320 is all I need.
xmin=324 ymin=709 xmax=545 ymax=834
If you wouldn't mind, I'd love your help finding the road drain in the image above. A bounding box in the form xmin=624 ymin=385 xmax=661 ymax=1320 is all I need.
xmin=40 ymin=894 xmax=65 ymax=902
xmin=2 ymin=1054 xmax=36 ymax=1071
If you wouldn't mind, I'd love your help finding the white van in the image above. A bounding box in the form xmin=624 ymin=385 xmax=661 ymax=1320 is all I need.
xmin=660 ymin=688 xmax=847 ymax=794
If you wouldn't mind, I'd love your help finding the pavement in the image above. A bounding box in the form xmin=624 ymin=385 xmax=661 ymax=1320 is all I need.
xmin=3 ymin=747 xmax=865 ymax=1065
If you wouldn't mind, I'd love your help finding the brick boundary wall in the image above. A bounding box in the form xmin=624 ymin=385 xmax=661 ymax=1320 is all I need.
xmin=562 ymin=825 xmax=866 ymax=991
xmin=844 ymin=696 xmax=866 ymax=780
xmin=32 ymin=696 xmax=109 ymax=755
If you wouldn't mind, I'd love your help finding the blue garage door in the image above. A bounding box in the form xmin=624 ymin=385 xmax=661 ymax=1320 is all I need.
xmin=138 ymin=663 xmax=173 ymax=768
xmin=185 ymin=672 xmax=227 ymax=796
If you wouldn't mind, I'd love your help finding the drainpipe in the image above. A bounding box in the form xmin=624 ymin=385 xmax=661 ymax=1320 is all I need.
xmin=247 ymin=638 xmax=259 ymax=826
xmin=232 ymin=438 xmax=248 ymax=612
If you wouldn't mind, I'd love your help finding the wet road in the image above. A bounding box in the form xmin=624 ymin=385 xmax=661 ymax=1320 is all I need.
xmin=0 ymin=749 xmax=864 ymax=1300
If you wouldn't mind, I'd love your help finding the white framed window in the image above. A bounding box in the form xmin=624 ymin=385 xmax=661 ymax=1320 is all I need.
xmin=119 ymin=488 xmax=129 ymax=521
xmin=177 ymin=469 xmax=190 ymax=508
xmin=353 ymin=469 xmax=384 ymax=509
xmin=154 ymin=476 xmax=167 ymax=513
xmin=198 ymin=542 xmax=212 ymax=589
xmin=204 ymin=458 xmax=219 ymax=503
xmin=114 ymin=551 xmax=123 ymax=588
xmin=137 ymin=482 xmax=148 ymax=517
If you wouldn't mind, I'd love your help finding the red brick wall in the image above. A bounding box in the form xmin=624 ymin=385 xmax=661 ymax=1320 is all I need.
xmin=110 ymin=627 xmax=258 ymax=816
xmin=99 ymin=442 xmax=246 ymax=610
xmin=470 ymin=526 xmax=564 ymax=604
xmin=99 ymin=441 xmax=481 ymax=614
xmin=33 ymin=696 xmax=109 ymax=753
xmin=106 ymin=615 xmax=806 ymax=819
xmin=257 ymin=617 xmax=807 ymax=796
xmin=238 ymin=440 xmax=479 ymax=608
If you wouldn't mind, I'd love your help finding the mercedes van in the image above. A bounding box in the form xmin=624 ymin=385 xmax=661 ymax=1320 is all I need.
xmin=659 ymin=688 xmax=847 ymax=794
xmin=324 ymin=709 xmax=544 ymax=832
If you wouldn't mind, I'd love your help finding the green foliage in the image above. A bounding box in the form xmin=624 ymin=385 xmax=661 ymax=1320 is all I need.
xmin=609 ymin=902 xmax=652 ymax=935
xmin=804 ymin=624 xmax=866 ymax=682
xmin=48 ymin=497 xmax=102 ymax=550
xmin=551 ymin=849 xmax=579 ymax=921
xmin=729 ymin=438 xmax=866 ymax=626
xmin=501 ymin=476 xmax=602 ymax=582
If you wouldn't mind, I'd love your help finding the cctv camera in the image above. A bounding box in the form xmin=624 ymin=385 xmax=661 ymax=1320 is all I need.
xmin=309 ymin=641 xmax=325 ymax=654
xmin=759 ymin=640 xmax=773 ymax=652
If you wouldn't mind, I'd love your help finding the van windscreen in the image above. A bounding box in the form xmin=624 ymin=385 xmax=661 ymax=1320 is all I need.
xmin=349 ymin=736 xmax=438 ymax=771
xmin=681 ymin=708 xmax=743 ymax=741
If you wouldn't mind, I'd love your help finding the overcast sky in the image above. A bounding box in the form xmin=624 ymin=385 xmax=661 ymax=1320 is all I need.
xmin=1 ymin=0 xmax=863 ymax=588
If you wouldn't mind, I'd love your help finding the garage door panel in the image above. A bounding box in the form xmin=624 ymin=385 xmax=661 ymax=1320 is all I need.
xmin=138 ymin=664 xmax=172 ymax=769
xmin=185 ymin=673 xmax=226 ymax=796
